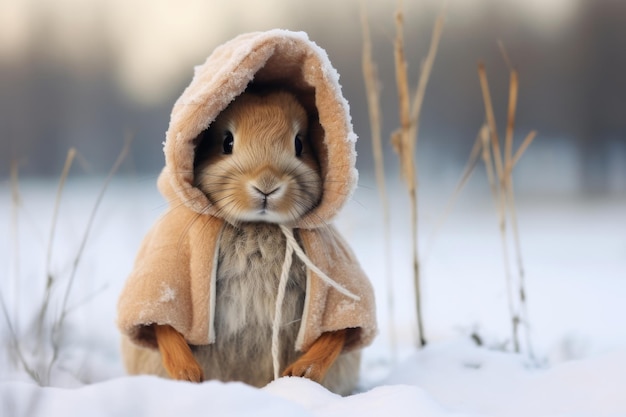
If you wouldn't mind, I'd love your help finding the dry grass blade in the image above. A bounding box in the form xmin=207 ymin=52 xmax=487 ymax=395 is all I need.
xmin=504 ymin=183 xmax=530 ymax=355
xmin=4 ymin=161 xmax=40 ymax=382
xmin=510 ymin=130 xmax=538 ymax=173
xmin=426 ymin=127 xmax=484 ymax=256
xmin=477 ymin=63 xmax=504 ymax=183
xmin=478 ymin=59 xmax=542 ymax=354
xmin=393 ymin=11 xmax=414 ymax=184
xmin=478 ymin=67 xmax=514 ymax=350
xmin=409 ymin=13 xmax=444 ymax=141
xmin=505 ymin=70 xmax=519 ymax=168
xmin=37 ymin=148 xmax=77 ymax=344
xmin=499 ymin=40 xmax=519 ymax=175
xmin=46 ymin=148 xmax=77 ymax=276
xmin=500 ymin=48 xmax=536 ymax=357
xmin=361 ymin=7 xmax=397 ymax=360
xmin=10 ymin=161 xmax=21 ymax=329
xmin=480 ymin=124 xmax=497 ymax=198
xmin=0 ymin=288 xmax=39 ymax=383
xmin=47 ymin=135 xmax=132 ymax=383
xmin=502 ymin=60 xmax=523 ymax=355
xmin=498 ymin=40 xmax=514 ymax=71
xmin=57 ymin=137 xmax=131 ymax=324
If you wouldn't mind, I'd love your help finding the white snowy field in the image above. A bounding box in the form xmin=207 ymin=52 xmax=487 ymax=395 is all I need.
xmin=1 ymin=175 xmax=625 ymax=416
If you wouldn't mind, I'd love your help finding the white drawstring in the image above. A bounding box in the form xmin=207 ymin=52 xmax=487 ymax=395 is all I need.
xmin=271 ymin=225 xmax=360 ymax=380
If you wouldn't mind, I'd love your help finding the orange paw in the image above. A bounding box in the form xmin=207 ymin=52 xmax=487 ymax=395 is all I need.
xmin=155 ymin=324 xmax=204 ymax=383
xmin=283 ymin=359 xmax=324 ymax=382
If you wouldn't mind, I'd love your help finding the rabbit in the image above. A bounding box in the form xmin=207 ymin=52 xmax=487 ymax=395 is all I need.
xmin=128 ymin=91 xmax=361 ymax=394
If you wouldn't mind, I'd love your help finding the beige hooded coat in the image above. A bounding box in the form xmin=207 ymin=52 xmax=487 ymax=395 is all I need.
xmin=117 ymin=30 xmax=376 ymax=369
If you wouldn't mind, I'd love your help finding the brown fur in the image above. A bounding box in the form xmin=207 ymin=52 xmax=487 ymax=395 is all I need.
xmin=155 ymin=323 xmax=347 ymax=385
xmin=282 ymin=329 xmax=346 ymax=382
xmin=193 ymin=91 xmax=322 ymax=226
xmin=119 ymin=31 xmax=377 ymax=396
xmin=154 ymin=324 xmax=204 ymax=383
xmin=152 ymin=92 xmax=348 ymax=386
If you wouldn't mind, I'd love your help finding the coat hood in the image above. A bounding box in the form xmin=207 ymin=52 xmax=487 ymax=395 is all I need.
xmin=160 ymin=29 xmax=358 ymax=228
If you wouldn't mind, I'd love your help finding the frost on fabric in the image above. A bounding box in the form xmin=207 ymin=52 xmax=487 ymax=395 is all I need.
xmin=158 ymin=282 xmax=177 ymax=303
xmin=336 ymin=299 xmax=357 ymax=316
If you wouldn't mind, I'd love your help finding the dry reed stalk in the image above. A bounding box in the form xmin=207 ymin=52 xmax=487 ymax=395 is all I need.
xmin=504 ymin=70 xmax=518 ymax=170
xmin=503 ymin=65 xmax=528 ymax=355
xmin=408 ymin=14 xmax=445 ymax=142
xmin=477 ymin=64 xmax=505 ymax=183
xmin=47 ymin=136 xmax=132 ymax=383
xmin=361 ymin=8 xmax=397 ymax=360
xmin=391 ymin=9 xmax=423 ymax=348
xmin=390 ymin=8 xmax=444 ymax=348
xmin=478 ymin=51 xmax=539 ymax=355
xmin=499 ymin=46 xmax=538 ymax=357
xmin=478 ymin=63 xmax=520 ymax=352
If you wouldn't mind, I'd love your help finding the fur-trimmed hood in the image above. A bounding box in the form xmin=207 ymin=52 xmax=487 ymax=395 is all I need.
xmin=161 ymin=29 xmax=358 ymax=228
xmin=117 ymin=30 xmax=376 ymax=355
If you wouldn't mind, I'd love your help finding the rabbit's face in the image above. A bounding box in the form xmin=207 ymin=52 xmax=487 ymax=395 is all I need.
xmin=193 ymin=92 xmax=322 ymax=225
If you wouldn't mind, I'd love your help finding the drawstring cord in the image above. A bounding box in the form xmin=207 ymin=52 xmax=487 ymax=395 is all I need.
xmin=271 ymin=225 xmax=360 ymax=380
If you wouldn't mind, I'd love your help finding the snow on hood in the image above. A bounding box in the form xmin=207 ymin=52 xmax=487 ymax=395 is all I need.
xmin=158 ymin=29 xmax=359 ymax=228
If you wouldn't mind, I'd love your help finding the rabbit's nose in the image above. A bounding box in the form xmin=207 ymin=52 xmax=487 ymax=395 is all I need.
xmin=249 ymin=172 xmax=286 ymax=201
xmin=252 ymin=185 xmax=281 ymax=197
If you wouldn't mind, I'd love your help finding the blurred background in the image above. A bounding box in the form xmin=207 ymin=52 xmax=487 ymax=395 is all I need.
xmin=1 ymin=0 xmax=625 ymax=196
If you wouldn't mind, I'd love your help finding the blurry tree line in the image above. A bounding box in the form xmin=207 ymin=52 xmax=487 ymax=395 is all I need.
xmin=1 ymin=1 xmax=624 ymax=195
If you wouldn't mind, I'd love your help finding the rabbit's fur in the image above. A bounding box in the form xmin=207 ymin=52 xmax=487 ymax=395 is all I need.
xmin=119 ymin=30 xmax=378 ymax=398
xmin=123 ymin=221 xmax=360 ymax=394
xmin=124 ymin=91 xmax=359 ymax=394
xmin=193 ymin=91 xmax=322 ymax=226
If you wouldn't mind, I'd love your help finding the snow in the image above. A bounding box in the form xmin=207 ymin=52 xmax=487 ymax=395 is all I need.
xmin=158 ymin=284 xmax=176 ymax=303
xmin=1 ymin=176 xmax=625 ymax=416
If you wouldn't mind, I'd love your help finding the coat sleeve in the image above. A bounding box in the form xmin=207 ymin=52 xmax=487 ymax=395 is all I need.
xmin=117 ymin=205 xmax=221 ymax=349
xmin=296 ymin=226 xmax=377 ymax=353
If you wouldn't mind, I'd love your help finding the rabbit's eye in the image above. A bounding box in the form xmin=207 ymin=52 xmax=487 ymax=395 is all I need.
xmin=222 ymin=131 xmax=234 ymax=154
xmin=295 ymin=134 xmax=303 ymax=157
